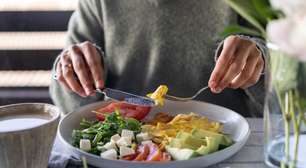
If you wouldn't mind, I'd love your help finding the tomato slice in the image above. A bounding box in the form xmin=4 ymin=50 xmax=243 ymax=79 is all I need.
xmin=122 ymin=154 xmax=138 ymax=161
xmin=134 ymin=145 xmax=150 ymax=161
xmin=147 ymin=149 xmax=163 ymax=161
xmin=122 ymin=143 xmax=172 ymax=162
xmin=145 ymin=143 xmax=160 ymax=161
xmin=160 ymin=152 xmax=171 ymax=162
xmin=95 ymin=101 xmax=152 ymax=121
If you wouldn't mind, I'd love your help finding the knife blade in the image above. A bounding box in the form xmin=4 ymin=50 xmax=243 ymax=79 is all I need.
xmin=96 ymin=88 xmax=155 ymax=107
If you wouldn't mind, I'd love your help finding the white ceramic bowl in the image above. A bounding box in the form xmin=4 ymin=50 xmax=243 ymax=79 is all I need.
xmin=59 ymin=100 xmax=250 ymax=168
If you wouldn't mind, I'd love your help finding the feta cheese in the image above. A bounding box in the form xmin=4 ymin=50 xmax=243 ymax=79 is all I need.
xmin=141 ymin=140 xmax=153 ymax=145
xmin=136 ymin=132 xmax=151 ymax=142
xmin=103 ymin=141 xmax=117 ymax=150
xmin=116 ymin=137 xmax=132 ymax=147
xmin=100 ymin=149 xmax=117 ymax=160
xmin=119 ymin=146 xmax=135 ymax=157
xmin=110 ymin=134 xmax=121 ymax=143
xmin=121 ymin=129 xmax=134 ymax=139
xmin=80 ymin=139 xmax=91 ymax=151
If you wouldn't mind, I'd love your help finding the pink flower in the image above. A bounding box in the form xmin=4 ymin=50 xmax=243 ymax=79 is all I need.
xmin=270 ymin=0 xmax=306 ymax=16
xmin=267 ymin=15 xmax=306 ymax=61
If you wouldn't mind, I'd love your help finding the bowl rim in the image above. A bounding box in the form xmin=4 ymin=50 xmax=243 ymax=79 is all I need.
xmin=58 ymin=100 xmax=251 ymax=165
xmin=0 ymin=103 xmax=61 ymax=134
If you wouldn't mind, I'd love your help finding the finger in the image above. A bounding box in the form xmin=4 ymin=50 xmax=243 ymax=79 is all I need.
xmin=80 ymin=41 xmax=105 ymax=89
xmin=240 ymin=59 xmax=264 ymax=89
xmin=209 ymin=36 xmax=237 ymax=91
xmin=70 ymin=46 xmax=94 ymax=96
xmin=228 ymin=48 xmax=264 ymax=89
xmin=61 ymin=52 xmax=86 ymax=97
xmin=217 ymin=46 xmax=252 ymax=92
xmin=56 ymin=61 xmax=71 ymax=90
xmin=226 ymin=52 xmax=258 ymax=89
xmin=87 ymin=70 xmax=96 ymax=96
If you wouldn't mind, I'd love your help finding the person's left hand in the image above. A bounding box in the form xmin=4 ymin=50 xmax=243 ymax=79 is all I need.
xmin=208 ymin=35 xmax=264 ymax=93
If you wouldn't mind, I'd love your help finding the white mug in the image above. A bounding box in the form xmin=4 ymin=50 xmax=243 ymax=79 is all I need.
xmin=0 ymin=103 xmax=60 ymax=168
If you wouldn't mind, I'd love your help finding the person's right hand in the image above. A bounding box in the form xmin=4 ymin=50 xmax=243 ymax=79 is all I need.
xmin=55 ymin=41 xmax=105 ymax=97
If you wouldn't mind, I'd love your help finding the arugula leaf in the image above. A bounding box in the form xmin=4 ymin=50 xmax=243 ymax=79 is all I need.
xmin=71 ymin=111 xmax=142 ymax=155
xmin=125 ymin=118 xmax=142 ymax=133
xmin=80 ymin=118 xmax=94 ymax=129
xmin=72 ymin=130 xmax=82 ymax=147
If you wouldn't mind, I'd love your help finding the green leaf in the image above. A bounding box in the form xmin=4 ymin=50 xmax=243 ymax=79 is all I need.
xmin=80 ymin=118 xmax=94 ymax=129
xmin=224 ymin=0 xmax=267 ymax=38
xmin=92 ymin=131 xmax=103 ymax=145
xmin=125 ymin=118 xmax=142 ymax=133
xmin=251 ymin=0 xmax=276 ymax=21
xmin=220 ymin=25 xmax=263 ymax=38
xmin=72 ymin=130 xmax=82 ymax=147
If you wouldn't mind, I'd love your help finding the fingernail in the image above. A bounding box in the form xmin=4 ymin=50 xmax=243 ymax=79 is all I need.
xmin=86 ymin=89 xmax=95 ymax=96
xmin=215 ymin=87 xmax=222 ymax=93
xmin=80 ymin=92 xmax=87 ymax=97
xmin=85 ymin=88 xmax=92 ymax=96
xmin=96 ymin=80 xmax=104 ymax=89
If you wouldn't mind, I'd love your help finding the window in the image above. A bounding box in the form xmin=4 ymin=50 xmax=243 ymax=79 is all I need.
xmin=0 ymin=0 xmax=77 ymax=105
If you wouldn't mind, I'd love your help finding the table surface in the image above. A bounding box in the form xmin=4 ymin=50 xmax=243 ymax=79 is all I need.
xmin=52 ymin=118 xmax=268 ymax=168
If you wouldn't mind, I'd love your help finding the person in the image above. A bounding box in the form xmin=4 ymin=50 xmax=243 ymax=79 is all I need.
xmin=50 ymin=0 xmax=267 ymax=117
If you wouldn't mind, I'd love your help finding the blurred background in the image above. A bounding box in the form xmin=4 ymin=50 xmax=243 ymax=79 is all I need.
xmin=0 ymin=0 xmax=78 ymax=105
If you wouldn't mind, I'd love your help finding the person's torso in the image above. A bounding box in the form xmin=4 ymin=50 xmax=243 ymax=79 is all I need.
xmin=99 ymin=0 xmax=251 ymax=116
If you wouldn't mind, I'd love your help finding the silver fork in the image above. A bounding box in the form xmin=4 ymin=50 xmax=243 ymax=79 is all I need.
xmin=164 ymin=86 xmax=209 ymax=101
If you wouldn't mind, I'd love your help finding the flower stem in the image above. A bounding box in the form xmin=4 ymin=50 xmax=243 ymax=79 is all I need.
xmin=288 ymin=90 xmax=298 ymax=168
xmin=293 ymin=98 xmax=304 ymax=167
xmin=276 ymin=89 xmax=290 ymax=168
xmin=284 ymin=92 xmax=290 ymax=162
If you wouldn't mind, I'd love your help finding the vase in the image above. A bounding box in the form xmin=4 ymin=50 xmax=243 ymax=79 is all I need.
xmin=264 ymin=43 xmax=306 ymax=168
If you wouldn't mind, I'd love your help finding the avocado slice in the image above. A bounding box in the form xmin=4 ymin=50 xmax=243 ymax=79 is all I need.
xmin=222 ymin=134 xmax=234 ymax=146
xmin=206 ymin=136 xmax=219 ymax=152
xmin=191 ymin=128 xmax=233 ymax=147
xmin=165 ymin=146 xmax=196 ymax=160
xmin=195 ymin=145 xmax=210 ymax=155
xmin=173 ymin=132 xmax=206 ymax=150
xmin=169 ymin=138 xmax=184 ymax=148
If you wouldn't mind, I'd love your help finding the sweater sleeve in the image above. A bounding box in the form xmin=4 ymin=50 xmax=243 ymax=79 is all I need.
xmin=214 ymin=35 xmax=268 ymax=117
xmin=49 ymin=0 xmax=106 ymax=115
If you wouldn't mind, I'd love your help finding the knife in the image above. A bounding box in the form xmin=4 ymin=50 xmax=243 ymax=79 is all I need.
xmin=96 ymin=88 xmax=155 ymax=107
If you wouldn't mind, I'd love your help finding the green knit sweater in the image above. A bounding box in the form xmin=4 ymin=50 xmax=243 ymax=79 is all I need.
xmin=50 ymin=0 xmax=267 ymax=117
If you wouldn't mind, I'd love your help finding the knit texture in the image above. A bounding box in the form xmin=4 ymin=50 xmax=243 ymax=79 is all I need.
xmin=50 ymin=0 xmax=266 ymax=117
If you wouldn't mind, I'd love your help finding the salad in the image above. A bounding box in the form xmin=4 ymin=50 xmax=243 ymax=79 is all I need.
xmin=71 ymin=86 xmax=234 ymax=161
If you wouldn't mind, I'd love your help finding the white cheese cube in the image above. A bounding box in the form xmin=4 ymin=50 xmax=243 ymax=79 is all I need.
xmin=119 ymin=146 xmax=135 ymax=157
xmin=136 ymin=132 xmax=151 ymax=142
xmin=100 ymin=149 xmax=117 ymax=160
xmin=116 ymin=137 xmax=132 ymax=147
xmin=80 ymin=139 xmax=91 ymax=152
xmin=121 ymin=129 xmax=134 ymax=139
xmin=110 ymin=134 xmax=121 ymax=143
xmin=141 ymin=140 xmax=153 ymax=145
xmin=103 ymin=141 xmax=117 ymax=150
